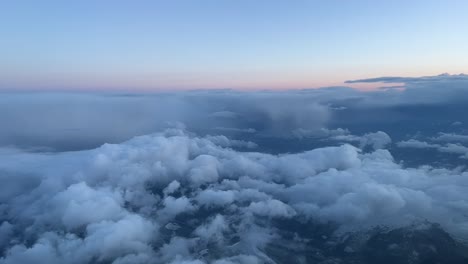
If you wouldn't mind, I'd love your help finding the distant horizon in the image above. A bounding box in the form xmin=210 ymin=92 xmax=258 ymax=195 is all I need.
xmin=1 ymin=72 xmax=465 ymax=93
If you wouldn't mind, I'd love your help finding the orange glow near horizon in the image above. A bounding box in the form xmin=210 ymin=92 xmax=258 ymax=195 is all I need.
xmin=0 ymin=68 xmax=465 ymax=93
xmin=0 ymin=76 xmax=397 ymax=92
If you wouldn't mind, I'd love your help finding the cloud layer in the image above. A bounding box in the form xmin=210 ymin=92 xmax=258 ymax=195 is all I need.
xmin=2 ymin=73 xmax=468 ymax=263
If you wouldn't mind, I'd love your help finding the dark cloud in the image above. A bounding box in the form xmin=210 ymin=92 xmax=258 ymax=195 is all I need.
xmin=346 ymin=73 xmax=468 ymax=104
xmin=345 ymin=73 xmax=468 ymax=84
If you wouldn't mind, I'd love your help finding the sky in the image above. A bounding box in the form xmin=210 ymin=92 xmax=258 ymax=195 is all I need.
xmin=1 ymin=0 xmax=468 ymax=91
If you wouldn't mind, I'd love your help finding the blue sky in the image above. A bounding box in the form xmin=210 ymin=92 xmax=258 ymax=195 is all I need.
xmin=1 ymin=0 xmax=468 ymax=91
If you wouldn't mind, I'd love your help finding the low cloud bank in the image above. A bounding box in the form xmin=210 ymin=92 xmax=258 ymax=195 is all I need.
xmin=2 ymin=73 xmax=468 ymax=151
xmin=0 ymin=92 xmax=329 ymax=151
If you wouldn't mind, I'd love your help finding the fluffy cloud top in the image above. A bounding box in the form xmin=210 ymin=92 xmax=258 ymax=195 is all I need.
xmin=1 ymin=129 xmax=468 ymax=263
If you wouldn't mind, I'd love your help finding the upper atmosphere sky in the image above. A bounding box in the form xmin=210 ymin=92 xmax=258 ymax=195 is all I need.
xmin=1 ymin=0 xmax=468 ymax=91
